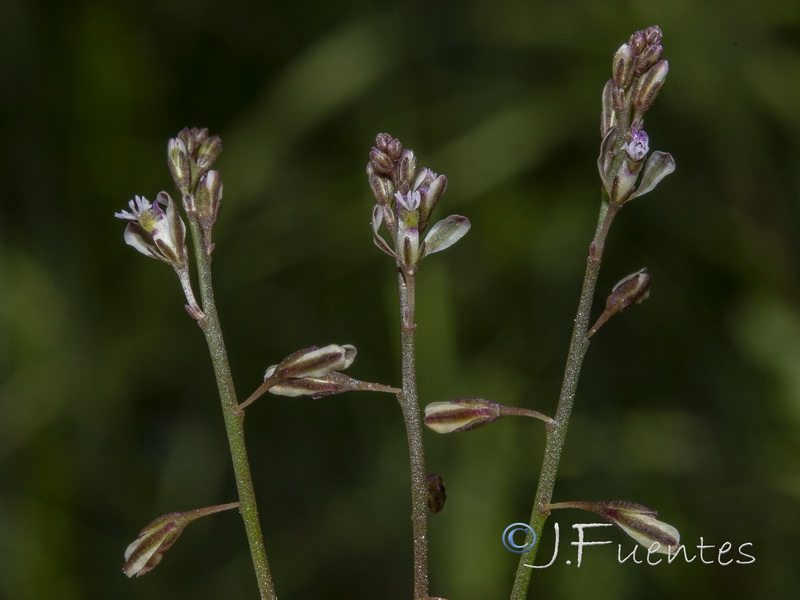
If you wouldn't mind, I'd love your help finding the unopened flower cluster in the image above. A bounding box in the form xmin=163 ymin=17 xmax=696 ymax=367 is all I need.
xmin=598 ymin=25 xmax=675 ymax=205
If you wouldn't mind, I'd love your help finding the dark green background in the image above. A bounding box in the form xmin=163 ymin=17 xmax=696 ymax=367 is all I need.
xmin=2 ymin=0 xmax=798 ymax=598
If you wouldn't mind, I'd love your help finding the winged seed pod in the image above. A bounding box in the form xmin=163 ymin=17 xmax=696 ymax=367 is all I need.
xmin=548 ymin=500 xmax=680 ymax=555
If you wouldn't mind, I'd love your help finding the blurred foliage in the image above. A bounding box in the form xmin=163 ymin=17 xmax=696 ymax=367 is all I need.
xmin=1 ymin=0 xmax=799 ymax=598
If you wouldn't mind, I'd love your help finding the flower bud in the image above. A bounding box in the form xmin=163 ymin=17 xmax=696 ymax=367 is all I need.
xmin=612 ymin=43 xmax=635 ymax=89
xmin=196 ymin=135 xmax=223 ymax=173
xmin=196 ymin=170 xmax=222 ymax=223
xmin=588 ymin=268 xmax=651 ymax=336
xmin=267 ymin=344 xmax=357 ymax=381
xmin=264 ymin=372 xmax=350 ymax=397
xmin=368 ymin=169 xmax=395 ymax=205
xmin=633 ymin=59 xmax=669 ymax=118
xmin=643 ymin=25 xmax=662 ymax=46
xmin=609 ymin=268 xmax=651 ymax=309
xmin=177 ymin=127 xmax=208 ymax=155
xmin=386 ymin=136 xmax=403 ymax=160
xmin=630 ymin=30 xmax=646 ymax=54
xmin=397 ymin=149 xmax=417 ymax=192
xmin=636 ymin=43 xmax=663 ymax=75
xmin=167 ymin=138 xmax=191 ymax=195
xmin=549 ymin=500 xmax=679 ymax=555
xmin=424 ymin=398 xmax=550 ymax=433
xmin=424 ymin=398 xmax=504 ymax=433
xmin=374 ymin=132 xmax=392 ymax=152
xmin=426 ymin=473 xmax=447 ymax=513
xmin=369 ymin=147 xmax=394 ymax=174
xmin=123 ymin=502 xmax=239 ymax=577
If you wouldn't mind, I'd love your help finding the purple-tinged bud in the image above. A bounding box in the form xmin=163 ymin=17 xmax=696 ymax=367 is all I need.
xmin=548 ymin=500 xmax=680 ymax=555
xmin=177 ymin=127 xmax=209 ymax=156
xmin=397 ymin=149 xmax=417 ymax=191
xmin=609 ymin=268 xmax=651 ymax=309
xmin=375 ymin=132 xmax=392 ymax=152
xmin=265 ymin=373 xmax=349 ymax=397
xmin=636 ymin=44 xmax=663 ymax=75
xmin=588 ymin=268 xmax=651 ymax=336
xmin=241 ymin=362 xmax=398 ymax=408
xmin=633 ymin=59 xmax=669 ymax=118
xmin=267 ymin=344 xmax=357 ymax=381
xmin=425 ymin=398 xmax=503 ymax=433
xmin=368 ymin=168 xmax=395 ymax=206
xmin=426 ymin=473 xmax=447 ymax=513
xmin=123 ymin=502 xmax=239 ymax=577
xmin=612 ymin=43 xmax=635 ymax=89
xmin=630 ymin=30 xmax=647 ymax=54
xmin=387 ymin=137 xmax=403 ymax=160
xmin=167 ymin=138 xmax=191 ymax=195
xmin=644 ymin=25 xmax=662 ymax=46
xmin=261 ymin=371 xmax=399 ymax=399
xmin=424 ymin=398 xmax=551 ymax=433
xmin=369 ymin=147 xmax=394 ymax=174
xmin=196 ymin=135 xmax=223 ymax=173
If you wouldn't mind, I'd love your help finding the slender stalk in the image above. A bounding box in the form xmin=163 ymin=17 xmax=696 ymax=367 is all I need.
xmin=509 ymin=198 xmax=620 ymax=600
xmin=397 ymin=266 xmax=430 ymax=599
xmin=186 ymin=216 xmax=277 ymax=600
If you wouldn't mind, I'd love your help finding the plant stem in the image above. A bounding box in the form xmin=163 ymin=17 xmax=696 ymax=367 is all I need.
xmin=397 ymin=266 xmax=430 ymax=599
xmin=509 ymin=197 xmax=619 ymax=600
xmin=187 ymin=217 xmax=277 ymax=600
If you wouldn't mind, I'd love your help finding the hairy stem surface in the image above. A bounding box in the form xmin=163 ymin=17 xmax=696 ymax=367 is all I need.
xmin=397 ymin=267 xmax=430 ymax=598
xmin=187 ymin=217 xmax=277 ymax=600
xmin=510 ymin=198 xmax=619 ymax=600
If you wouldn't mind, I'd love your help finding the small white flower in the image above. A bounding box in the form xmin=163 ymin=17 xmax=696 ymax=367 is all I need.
xmin=115 ymin=192 xmax=188 ymax=268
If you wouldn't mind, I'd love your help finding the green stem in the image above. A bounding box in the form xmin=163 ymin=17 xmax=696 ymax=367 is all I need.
xmin=509 ymin=198 xmax=619 ymax=600
xmin=187 ymin=216 xmax=277 ymax=600
xmin=397 ymin=266 xmax=429 ymax=599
